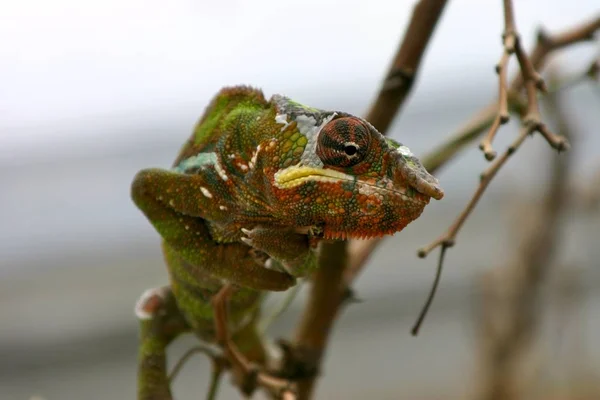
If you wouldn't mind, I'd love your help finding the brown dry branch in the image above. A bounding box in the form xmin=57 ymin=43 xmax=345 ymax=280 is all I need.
xmin=366 ymin=0 xmax=450 ymax=134
xmin=347 ymin=15 xmax=599 ymax=295
xmin=475 ymin=72 xmax=573 ymax=400
xmin=547 ymin=58 xmax=600 ymax=93
xmin=589 ymin=58 xmax=600 ymax=81
xmin=417 ymin=124 xmax=530 ymax=258
xmin=290 ymin=1 xmax=448 ymax=399
xmin=417 ymin=16 xmax=594 ymax=258
xmin=480 ymin=0 xmax=573 ymax=161
xmin=479 ymin=0 xmax=518 ymax=160
xmin=283 ymin=9 xmax=598 ymax=400
xmin=512 ymin=16 xmax=600 ymax=90
xmin=416 ymin=11 xmax=597 ymax=258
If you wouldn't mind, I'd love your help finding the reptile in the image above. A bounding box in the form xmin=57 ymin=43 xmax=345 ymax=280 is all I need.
xmin=131 ymin=86 xmax=444 ymax=399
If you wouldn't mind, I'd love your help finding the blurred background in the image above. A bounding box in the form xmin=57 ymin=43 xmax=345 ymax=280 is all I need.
xmin=1 ymin=1 xmax=599 ymax=399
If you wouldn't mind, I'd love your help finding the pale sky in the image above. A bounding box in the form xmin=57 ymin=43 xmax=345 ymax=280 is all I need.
xmin=1 ymin=0 xmax=597 ymax=160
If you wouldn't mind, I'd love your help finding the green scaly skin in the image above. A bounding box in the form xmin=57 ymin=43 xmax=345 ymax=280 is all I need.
xmin=131 ymin=86 xmax=444 ymax=399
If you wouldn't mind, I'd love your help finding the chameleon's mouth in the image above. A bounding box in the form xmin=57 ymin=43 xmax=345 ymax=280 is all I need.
xmin=273 ymin=165 xmax=436 ymax=200
xmin=274 ymin=165 xmax=437 ymax=241
xmin=274 ymin=166 xmax=355 ymax=188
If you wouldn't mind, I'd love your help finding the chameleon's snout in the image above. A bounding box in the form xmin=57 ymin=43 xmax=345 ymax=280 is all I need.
xmin=393 ymin=150 xmax=444 ymax=201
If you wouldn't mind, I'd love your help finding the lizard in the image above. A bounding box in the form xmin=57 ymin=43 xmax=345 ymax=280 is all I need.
xmin=131 ymin=85 xmax=444 ymax=399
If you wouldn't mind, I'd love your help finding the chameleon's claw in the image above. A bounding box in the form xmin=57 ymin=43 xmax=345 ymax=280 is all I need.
xmin=240 ymin=237 xmax=254 ymax=247
xmin=240 ymin=228 xmax=256 ymax=247
xmin=240 ymin=228 xmax=255 ymax=247
xmin=264 ymin=258 xmax=275 ymax=270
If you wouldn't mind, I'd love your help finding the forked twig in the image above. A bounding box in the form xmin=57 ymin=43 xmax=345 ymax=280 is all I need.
xmin=418 ymin=126 xmax=530 ymax=258
xmin=418 ymin=0 xmax=572 ymax=256
xmin=512 ymin=16 xmax=600 ymax=90
xmin=412 ymin=3 xmax=580 ymax=327
xmin=479 ymin=0 xmax=517 ymax=160
xmin=347 ymin=15 xmax=600 ymax=296
xmin=476 ymin=69 xmax=574 ymax=400
xmin=418 ymin=30 xmax=569 ymax=258
xmin=287 ymin=8 xmax=599 ymax=400
xmin=411 ymin=244 xmax=448 ymax=335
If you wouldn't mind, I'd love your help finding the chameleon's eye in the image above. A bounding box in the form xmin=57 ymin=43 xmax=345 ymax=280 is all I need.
xmin=316 ymin=117 xmax=371 ymax=168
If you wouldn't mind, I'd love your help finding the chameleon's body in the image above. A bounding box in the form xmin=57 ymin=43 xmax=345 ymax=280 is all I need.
xmin=131 ymin=86 xmax=443 ymax=399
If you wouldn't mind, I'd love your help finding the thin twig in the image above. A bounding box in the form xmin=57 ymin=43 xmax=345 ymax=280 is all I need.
xmin=288 ymin=10 xmax=598 ymax=400
xmin=411 ymin=54 xmax=595 ymax=330
xmin=168 ymin=345 xmax=223 ymax=383
xmin=346 ymin=16 xmax=599 ymax=287
xmin=511 ymin=16 xmax=600 ymax=90
xmin=418 ymin=126 xmax=530 ymax=258
xmin=259 ymin=280 xmax=303 ymax=334
xmin=547 ymin=58 xmax=600 ymax=92
xmin=476 ymin=69 xmax=574 ymax=400
xmin=479 ymin=0 xmax=518 ymax=160
xmin=205 ymin=361 xmax=225 ymax=400
xmin=411 ymin=243 xmax=448 ymax=335
xmin=418 ymin=0 xmax=572 ymax=256
xmin=513 ymin=27 xmax=568 ymax=151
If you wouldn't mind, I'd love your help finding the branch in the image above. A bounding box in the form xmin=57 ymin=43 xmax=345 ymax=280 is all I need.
xmin=365 ymin=0 xmax=449 ymax=132
xmin=475 ymin=70 xmax=574 ymax=400
xmin=483 ymin=15 xmax=599 ymax=159
xmin=292 ymin=241 xmax=348 ymax=399
xmin=409 ymin=6 xmax=589 ymax=330
xmin=417 ymin=126 xmax=530 ymax=258
xmin=512 ymin=15 xmax=600 ymax=90
xmin=479 ymin=0 xmax=518 ymax=160
xmin=291 ymin=1 xmax=448 ymax=399
xmin=418 ymin=2 xmax=572 ymax=257
xmin=346 ymin=16 xmax=599 ymax=284
xmin=288 ymin=11 xmax=598 ymax=400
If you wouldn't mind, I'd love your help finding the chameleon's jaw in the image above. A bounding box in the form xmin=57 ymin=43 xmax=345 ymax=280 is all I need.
xmin=320 ymin=184 xmax=431 ymax=241
xmin=272 ymin=162 xmax=442 ymax=241
xmin=273 ymin=162 xmax=443 ymax=202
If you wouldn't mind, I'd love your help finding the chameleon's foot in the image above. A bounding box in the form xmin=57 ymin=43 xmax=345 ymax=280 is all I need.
xmin=136 ymin=286 xmax=189 ymax=400
xmin=135 ymin=286 xmax=171 ymax=320
xmin=212 ymin=284 xmax=296 ymax=398
xmin=241 ymin=226 xmax=317 ymax=277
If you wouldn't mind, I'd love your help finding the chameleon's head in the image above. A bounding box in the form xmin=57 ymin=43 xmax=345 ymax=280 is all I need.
xmin=269 ymin=111 xmax=444 ymax=240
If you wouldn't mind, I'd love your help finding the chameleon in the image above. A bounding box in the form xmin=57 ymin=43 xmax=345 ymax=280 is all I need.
xmin=131 ymin=86 xmax=444 ymax=399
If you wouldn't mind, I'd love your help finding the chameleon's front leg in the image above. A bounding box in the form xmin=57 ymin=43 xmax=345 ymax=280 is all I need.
xmin=135 ymin=286 xmax=190 ymax=400
xmin=132 ymin=168 xmax=296 ymax=291
xmin=241 ymin=226 xmax=318 ymax=277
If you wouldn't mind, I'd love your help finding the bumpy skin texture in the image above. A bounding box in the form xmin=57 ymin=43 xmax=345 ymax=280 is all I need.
xmin=131 ymin=86 xmax=443 ymax=399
